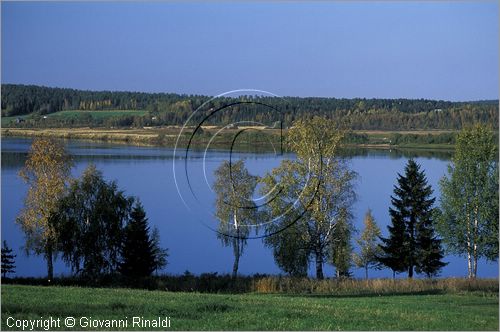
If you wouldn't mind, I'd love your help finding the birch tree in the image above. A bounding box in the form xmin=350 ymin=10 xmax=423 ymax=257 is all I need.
xmin=330 ymin=208 xmax=355 ymax=278
xmin=213 ymin=160 xmax=258 ymax=278
xmin=261 ymin=117 xmax=356 ymax=279
xmin=437 ymin=125 xmax=498 ymax=278
xmin=17 ymin=138 xmax=72 ymax=280
xmin=54 ymin=165 xmax=132 ymax=278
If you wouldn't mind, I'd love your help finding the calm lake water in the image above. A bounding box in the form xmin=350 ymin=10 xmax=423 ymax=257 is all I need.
xmin=1 ymin=137 xmax=498 ymax=278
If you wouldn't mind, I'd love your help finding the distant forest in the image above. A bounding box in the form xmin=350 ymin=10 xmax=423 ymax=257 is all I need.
xmin=1 ymin=84 xmax=498 ymax=130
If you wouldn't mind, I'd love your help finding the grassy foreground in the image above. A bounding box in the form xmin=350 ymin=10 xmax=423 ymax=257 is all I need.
xmin=2 ymin=285 xmax=498 ymax=330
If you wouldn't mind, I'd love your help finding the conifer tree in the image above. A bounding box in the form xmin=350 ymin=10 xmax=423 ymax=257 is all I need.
xmin=379 ymin=159 xmax=445 ymax=278
xmin=119 ymin=202 xmax=161 ymax=278
xmin=378 ymin=205 xmax=408 ymax=278
xmin=416 ymin=217 xmax=447 ymax=277
xmin=1 ymin=241 xmax=16 ymax=278
xmin=151 ymin=226 xmax=168 ymax=275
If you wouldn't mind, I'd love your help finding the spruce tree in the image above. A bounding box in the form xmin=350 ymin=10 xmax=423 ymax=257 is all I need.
xmin=416 ymin=217 xmax=447 ymax=277
xmin=378 ymin=205 xmax=408 ymax=278
xmin=151 ymin=226 xmax=168 ymax=275
xmin=1 ymin=240 xmax=16 ymax=278
xmin=119 ymin=202 xmax=156 ymax=278
xmin=379 ymin=159 xmax=445 ymax=278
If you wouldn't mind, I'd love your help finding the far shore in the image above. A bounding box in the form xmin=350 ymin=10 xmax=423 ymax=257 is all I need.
xmin=1 ymin=127 xmax=457 ymax=151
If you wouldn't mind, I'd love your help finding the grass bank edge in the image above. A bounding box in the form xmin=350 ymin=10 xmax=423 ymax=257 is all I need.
xmin=1 ymin=128 xmax=463 ymax=151
xmin=3 ymin=276 xmax=498 ymax=296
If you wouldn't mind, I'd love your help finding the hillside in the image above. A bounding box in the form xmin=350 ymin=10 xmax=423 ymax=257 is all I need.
xmin=1 ymin=84 xmax=498 ymax=130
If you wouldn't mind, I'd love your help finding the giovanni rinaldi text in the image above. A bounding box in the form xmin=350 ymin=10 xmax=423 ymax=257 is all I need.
xmin=6 ymin=316 xmax=172 ymax=330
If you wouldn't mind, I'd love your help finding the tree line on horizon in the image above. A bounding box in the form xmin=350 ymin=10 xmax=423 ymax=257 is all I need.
xmin=3 ymin=119 xmax=498 ymax=281
xmin=1 ymin=84 xmax=498 ymax=130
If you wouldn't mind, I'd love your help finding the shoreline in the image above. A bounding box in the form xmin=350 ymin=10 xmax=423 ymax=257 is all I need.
xmin=1 ymin=127 xmax=457 ymax=151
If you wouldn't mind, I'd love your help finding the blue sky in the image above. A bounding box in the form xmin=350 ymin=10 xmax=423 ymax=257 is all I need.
xmin=1 ymin=1 xmax=498 ymax=100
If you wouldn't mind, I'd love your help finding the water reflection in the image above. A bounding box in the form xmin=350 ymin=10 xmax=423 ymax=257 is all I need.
xmin=340 ymin=147 xmax=453 ymax=160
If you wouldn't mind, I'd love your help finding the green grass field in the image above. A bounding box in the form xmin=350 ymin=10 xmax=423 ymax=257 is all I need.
xmin=45 ymin=110 xmax=147 ymax=120
xmin=1 ymin=110 xmax=147 ymax=126
xmin=1 ymin=285 xmax=498 ymax=330
xmin=1 ymin=115 xmax=28 ymax=126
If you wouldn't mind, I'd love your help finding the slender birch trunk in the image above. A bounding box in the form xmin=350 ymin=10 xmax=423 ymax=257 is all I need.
xmin=232 ymin=210 xmax=240 ymax=279
xmin=473 ymin=207 xmax=479 ymax=278
xmin=466 ymin=213 xmax=473 ymax=279
xmin=46 ymin=245 xmax=53 ymax=281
